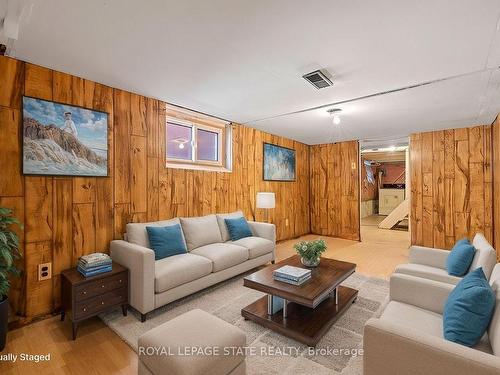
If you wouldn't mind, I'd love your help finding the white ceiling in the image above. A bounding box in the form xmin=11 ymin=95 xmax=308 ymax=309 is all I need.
xmin=8 ymin=0 xmax=500 ymax=144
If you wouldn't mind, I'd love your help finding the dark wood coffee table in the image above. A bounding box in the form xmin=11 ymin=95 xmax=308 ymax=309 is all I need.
xmin=241 ymin=255 xmax=357 ymax=346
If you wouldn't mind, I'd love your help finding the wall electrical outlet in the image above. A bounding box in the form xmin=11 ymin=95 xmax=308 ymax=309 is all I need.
xmin=285 ymin=218 xmax=289 ymax=227
xmin=351 ymin=162 xmax=357 ymax=170
xmin=38 ymin=262 xmax=52 ymax=281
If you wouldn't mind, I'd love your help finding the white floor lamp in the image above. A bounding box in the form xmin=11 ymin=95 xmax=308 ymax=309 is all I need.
xmin=256 ymin=192 xmax=275 ymax=223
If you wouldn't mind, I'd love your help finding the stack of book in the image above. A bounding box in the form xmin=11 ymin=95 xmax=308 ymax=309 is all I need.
xmin=77 ymin=253 xmax=112 ymax=277
xmin=273 ymin=265 xmax=311 ymax=285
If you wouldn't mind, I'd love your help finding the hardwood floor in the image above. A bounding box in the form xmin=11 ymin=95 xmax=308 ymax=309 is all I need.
xmin=0 ymin=229 xmax=409 ymax=374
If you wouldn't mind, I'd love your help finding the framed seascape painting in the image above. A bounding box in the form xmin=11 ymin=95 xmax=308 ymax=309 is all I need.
xmin=263 ymin=143 xmax=296 ymax=181
xmin=22 ymin=96 xmax=109 ymax=176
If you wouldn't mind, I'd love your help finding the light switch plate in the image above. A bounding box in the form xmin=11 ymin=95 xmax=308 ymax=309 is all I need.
xmin=38 ymin=262 xmax=52 ymax=281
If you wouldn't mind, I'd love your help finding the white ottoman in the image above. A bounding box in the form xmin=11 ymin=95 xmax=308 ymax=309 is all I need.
xmin=138 ymin=309 xmax=246 ymax=375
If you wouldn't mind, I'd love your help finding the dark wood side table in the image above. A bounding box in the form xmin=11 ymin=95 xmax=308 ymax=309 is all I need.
xmin=61 ymin=262 xmax=129 ymax=340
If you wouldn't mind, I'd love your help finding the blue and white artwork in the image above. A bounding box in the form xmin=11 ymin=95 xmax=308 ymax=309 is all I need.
xmin=22 ymin=96 xmax=108 ymax=176
xmin=263 ymin=143 xmax=296 ymax=181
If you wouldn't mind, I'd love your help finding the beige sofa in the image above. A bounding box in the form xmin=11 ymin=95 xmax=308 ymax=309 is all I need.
xmin=364 ymin=266 xmax=500 ymax=375
xmin=395 ymin=233 xmax=497 ymax=284
xmin=110 ymin=211 xmax=275 ymax=321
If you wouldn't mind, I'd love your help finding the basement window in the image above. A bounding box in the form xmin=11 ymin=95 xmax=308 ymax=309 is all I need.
xmin=166 ymin=106 xmax=232 ymax=172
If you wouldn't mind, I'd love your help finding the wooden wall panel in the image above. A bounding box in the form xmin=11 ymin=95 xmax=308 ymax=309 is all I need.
xmin=1 ymin=54 xmax=322 ymax=321
xmin=309 ymin=141 xmax=360 ymax=241
xmin=411 ymin=126 xmax=494 ymax=249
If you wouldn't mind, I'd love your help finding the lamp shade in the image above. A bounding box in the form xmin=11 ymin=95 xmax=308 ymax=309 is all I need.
xmin=256 ymin=192 xmax=275 ymax=209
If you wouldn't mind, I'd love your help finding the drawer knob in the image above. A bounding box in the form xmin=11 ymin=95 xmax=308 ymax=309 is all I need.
xmin=101 ymin=285 xmax=105 ymax=288
xmin=119 ymin=279 xmax=122 ymax=283
xmin=83 ymin=308 xmax=87 ymax=312
xmin=83 ymin=291 xmax=87 ymax=295
xmin=101 ymin=301 xmax=104 ymax=305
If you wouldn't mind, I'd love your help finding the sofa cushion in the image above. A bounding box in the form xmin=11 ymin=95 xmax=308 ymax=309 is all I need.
xmin=138 ymin=309 xmax=246 ymax=375
xmin=216 ymin=211 xmax=245 ymax=242
xmin=155 ymin=253 xmax=213 ymax=293
xmin=446 ymin=239 xmax=475 ymax=276
xmin=146 ymin=224 xmax=187 ymax=261
xmin=230 ymin=236 xmax=274 ymax=259
xmin=471 ymin=233 xmax=497 ymax=279
xmin=225 ymin=217 xmax=253 ymax=241
xmin=395 ymin=263 xmax=462 ymax=285
xmin=443 ymin=268 xmax=496 ymax=347
xmin=127 ymin=218 xmax=183 ymax=248
xmin=380 ymin=301 xmax=492 ymax=354
xmin=191 ymin=243 xmax=249 ymax=272
xmin=180 ymin=214 xmax=223 ymax=251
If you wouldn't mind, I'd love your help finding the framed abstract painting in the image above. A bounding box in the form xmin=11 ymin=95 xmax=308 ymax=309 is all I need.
xmin=22 ymin=96 xmax=109 ymax=176
xmin=263 ymin=143 xmax=296 ymax=181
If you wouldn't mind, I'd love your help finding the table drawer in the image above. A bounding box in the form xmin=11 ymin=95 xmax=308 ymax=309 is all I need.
xmin=74 ymin=287 xmax=127 ymax=320
xmin=75 ymin=271 xmax=127 ymax=300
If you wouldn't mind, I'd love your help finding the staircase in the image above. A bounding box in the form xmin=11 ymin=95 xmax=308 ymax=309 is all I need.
xmin=378 ymin=199 xmax=409 ymax=229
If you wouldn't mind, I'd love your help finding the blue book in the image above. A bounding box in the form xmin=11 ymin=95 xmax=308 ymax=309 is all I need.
xmin=78 ymin=262 xmax=112 ymax=271
xmin=78 ymin=265 xmax=112 ymax=277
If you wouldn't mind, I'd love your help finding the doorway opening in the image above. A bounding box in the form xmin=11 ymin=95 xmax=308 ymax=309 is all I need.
xmin=359 ymin=138 xmax=410 ymax=247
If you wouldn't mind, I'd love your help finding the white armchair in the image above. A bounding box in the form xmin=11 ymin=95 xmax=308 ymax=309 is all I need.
xmin=364 ymin=269 xmax=500 ymax=375
xmin=395 ymin=233 xmax=497 ymax=284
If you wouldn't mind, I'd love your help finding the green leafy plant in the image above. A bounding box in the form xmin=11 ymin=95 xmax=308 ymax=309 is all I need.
xmin=294 ymin=238 xmax=327 ymax=262
xmin=0 ymin=208 xmax=23 ymax=300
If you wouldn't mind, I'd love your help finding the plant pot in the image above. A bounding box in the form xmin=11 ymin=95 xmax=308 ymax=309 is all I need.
xmin=301 ymin=257 xmax=320 ymax=267
xmin=0 ymin=296 xmax=8 ymax=351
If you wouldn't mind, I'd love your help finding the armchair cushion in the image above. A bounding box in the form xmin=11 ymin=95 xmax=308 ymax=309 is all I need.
xmin=180 ymin=214 xmax=223 ymax=251
xmin=408 ymin=245 xmax=449 ymax=269
xmin=444 ymin=268 xmax=496 ymax=347
xmin=446 ymin=239 xmax=475 ymax=276
xmin=395 ymin=263 xmax=462 ymax=285
xmin=471 ymin=233 xmax=497 ymax=279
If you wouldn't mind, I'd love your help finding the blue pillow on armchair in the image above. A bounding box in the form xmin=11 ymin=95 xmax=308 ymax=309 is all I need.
xmin=224 ymin=217 xmax=253 ymax=241
xmin=443 ymin=267 xmax=495 ymax=347
xmin=146 ymin=224 xmax=187 ymax=260
xmin=446 ymin=238 xmax=475 ymax=276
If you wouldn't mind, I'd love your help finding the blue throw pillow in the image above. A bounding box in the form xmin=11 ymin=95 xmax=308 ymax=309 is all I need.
xmin=146 ymin=224 xmax=187 ymax=261
xmin=446 ymin=238 xmax=475 ymax=276
xmin=224 ymin=217 xmax=253 ymax=241
xmin=443 ymin=267 xmax=496 ymax=347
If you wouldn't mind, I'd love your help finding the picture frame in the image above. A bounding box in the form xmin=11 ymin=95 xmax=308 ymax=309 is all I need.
xmin=22 ymin=96 xmax=109 ymax=177
xmin=263 ymin=142 xmax=296 ymax=181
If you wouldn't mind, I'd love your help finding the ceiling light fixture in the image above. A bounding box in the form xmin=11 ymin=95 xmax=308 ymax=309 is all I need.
xmin=327 ymin=108 xmax=342 ymax=125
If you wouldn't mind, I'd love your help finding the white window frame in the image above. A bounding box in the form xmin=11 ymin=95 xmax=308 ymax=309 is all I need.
xmin=165 ymin=107 xmax=231 ymax=172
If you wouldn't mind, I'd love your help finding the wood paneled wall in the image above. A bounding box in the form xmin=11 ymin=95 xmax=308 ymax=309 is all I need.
xmin=309 ymin=142 xmax=360 ymax=241
xmin=410 ymin=126 xmax=494 ymax=249
xmin=0 ymin=56 xmax=310 ymax=320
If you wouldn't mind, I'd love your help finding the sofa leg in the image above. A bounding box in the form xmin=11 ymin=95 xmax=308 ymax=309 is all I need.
xmin=271 ymin=260 xmax=275 ymax=264
xmin=141 ymin=313 xmax=147 ymax=323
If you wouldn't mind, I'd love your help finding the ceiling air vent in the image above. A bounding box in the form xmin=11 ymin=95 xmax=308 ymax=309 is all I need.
xmin=302 ymin=70 xmax=333 ymax=89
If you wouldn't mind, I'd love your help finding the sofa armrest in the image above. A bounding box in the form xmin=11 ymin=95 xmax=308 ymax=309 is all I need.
xmin=110 ymin=240 xmax=155 ymax=314
xmin=409 ymin=245 xmax=449 ymax=269
xmin=390 ymin=273 xmax=454 ymax=314
xmin=247 ymin=221 xmax=276 ymax=243
xmin=364 ymin=318 xmax=500 ymax=375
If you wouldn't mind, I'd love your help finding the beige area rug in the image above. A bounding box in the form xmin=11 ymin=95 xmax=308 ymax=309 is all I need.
xmin=101 ymin=271 xmax=389 ymax=375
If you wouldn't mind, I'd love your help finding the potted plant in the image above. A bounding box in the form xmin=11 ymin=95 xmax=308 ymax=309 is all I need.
xmin=0 ymin=207 xmax=22 ymax=351
xmin=294 ymin=238 xmax=327 ymax=267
